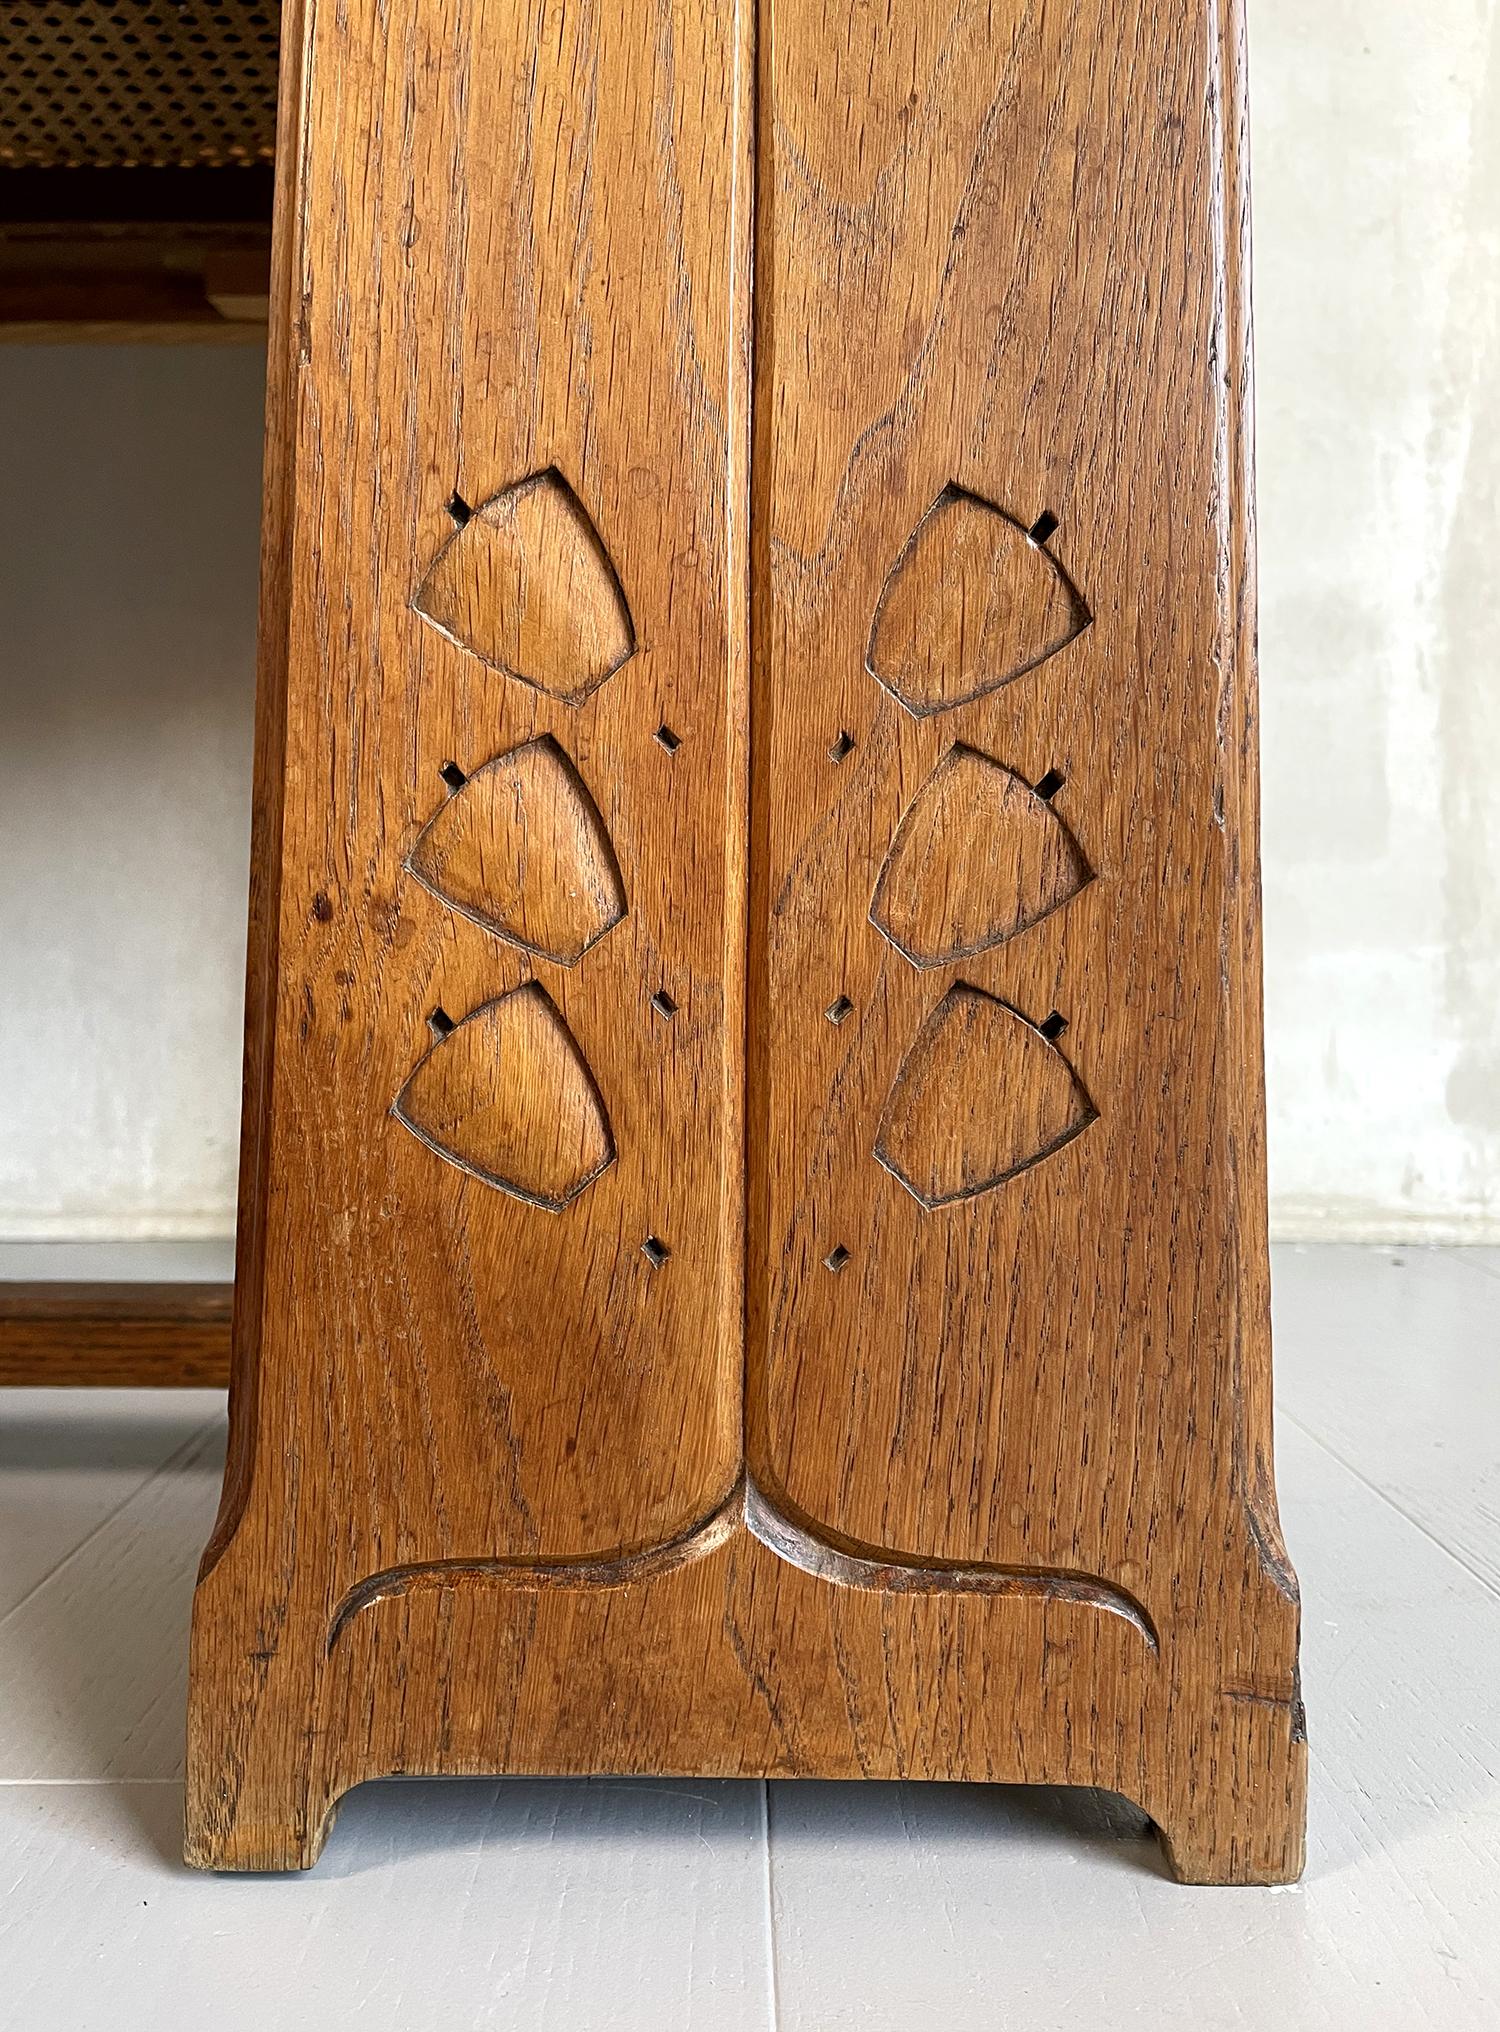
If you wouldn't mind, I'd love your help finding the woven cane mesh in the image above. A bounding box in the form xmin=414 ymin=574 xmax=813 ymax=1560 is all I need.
xmin=0 ymin=4 xmax=279 ymax=170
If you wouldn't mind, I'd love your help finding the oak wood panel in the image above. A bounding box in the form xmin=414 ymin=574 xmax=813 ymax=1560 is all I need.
xmin=198 ymin=1493 xmax=1298 ymax=1881
xmin=746 ymin=0 xmax=1299 ymax=1710
xmin=0 ymin=1283 xmax=232 ymax=1388
xmin=188 ymin=0 xmax=1303 ymax=1886
xmin=191 ymin=0 xmax=753 ymax=1860
xmin=742 ymin=0 xmax=1302 ymax=1877
xmin=199 ymin=0 xmax=748 ymax=1579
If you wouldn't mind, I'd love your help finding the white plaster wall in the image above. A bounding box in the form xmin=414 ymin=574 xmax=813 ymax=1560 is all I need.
xmin=0 ymin=346 xmax=262 ymax=1236
xmin=1251 ymin=0 xmax=1500 ymax=1238
xmin=0 ymin=1 xmax=1496 ymax=1241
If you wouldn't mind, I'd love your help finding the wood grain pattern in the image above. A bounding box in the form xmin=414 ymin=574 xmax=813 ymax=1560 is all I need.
xmin=188 ymin=0 xmax=1304 ymax=1886
xmin=205 ymin=0 xmax=748 ymax=1565
xmin=413 ymin=469 xmax=636 ymax=702
xmin=866 ymin=485 xmax=1090 ymax=716
xmin=0 ymin=1283 xmax=231 ymax=1387
xmin=190 ymin=0 xmax=750 ymax=1862
xmin=745 ymin=0 xmax=1304 ymax=1890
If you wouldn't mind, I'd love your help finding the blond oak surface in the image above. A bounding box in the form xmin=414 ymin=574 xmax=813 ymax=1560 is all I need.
xmin=188 ymin=0 xmax=1303 ymax=1883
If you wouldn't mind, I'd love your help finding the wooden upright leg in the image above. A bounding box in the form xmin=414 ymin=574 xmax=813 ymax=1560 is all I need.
xmin=743 ymin=0 xmax=1305 ymax=1884
xmin=189 ymin=0 xmax=1304 ymax=1885
xmin=187 ymin=0 xmax=753 ymax=1868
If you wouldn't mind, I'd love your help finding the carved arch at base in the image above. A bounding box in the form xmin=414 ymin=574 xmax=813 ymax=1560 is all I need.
xmin=325 ymin=1478 xmax=1158 ymax=1656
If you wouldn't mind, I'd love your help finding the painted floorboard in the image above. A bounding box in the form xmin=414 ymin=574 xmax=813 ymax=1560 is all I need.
xmin=1272 ymin=1244 xmax=1500 ymax=1591
xmin=0 ymin=1778 xmax=774 ymax=2031
xmin=0 ymin=1398 xmax=224 ymax=1777
xmin=0 ymin=1390 xmax=220 ymax=1626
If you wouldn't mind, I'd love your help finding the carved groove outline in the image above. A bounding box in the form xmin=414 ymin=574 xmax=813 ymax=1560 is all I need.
xmin=391 ymin=983 xmax=615 ymax=1210
xmin=875 ymin=983 xmax=1098 ymax=1208
xmin=870 ymin=742 xmax=1094 ymax=968
xmin=325 ymin=1479 xmax=1158 ymax=1655
xmin=411 ymin=465 xmax=636 ymax=703
xmin=866 ymin=482 xmax=1091 ymax=718
xmin=404 ymin=734 xmax=627 ymax=966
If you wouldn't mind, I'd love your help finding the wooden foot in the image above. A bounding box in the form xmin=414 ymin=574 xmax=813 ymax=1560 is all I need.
xmin=1152 ymin=1693 xmax=1310 ymax=1886
xmin=185 ymin=1577 xmax=342 ymax=1873
xmin=183 ymin=1764 xmax=341 ymax=1876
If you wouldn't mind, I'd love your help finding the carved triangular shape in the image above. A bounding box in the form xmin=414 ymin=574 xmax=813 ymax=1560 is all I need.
xmin=392 ymin=984 xmax=615 ymax=1209
xmin=406 ymin=736 xmax=626 ymax=965
xmin=867 ymin=486 xmax=1089 ymax=717
xmin=871 ymin=745 xmax=1092 ymax=967
xmin=413 ymin=468 xmax=635 ymax=702
xmin=876 ymin=984 xmax=1096 ymax=1208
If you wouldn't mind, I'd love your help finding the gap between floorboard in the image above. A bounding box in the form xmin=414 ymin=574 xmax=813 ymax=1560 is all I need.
xmin=1280 ymin=1409 xmax=1500 ymax=1605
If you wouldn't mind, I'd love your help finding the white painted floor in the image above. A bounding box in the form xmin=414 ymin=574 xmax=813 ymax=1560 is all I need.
xmin=1 ymin=1243 xmax=1497 ymax=2029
